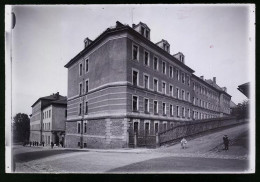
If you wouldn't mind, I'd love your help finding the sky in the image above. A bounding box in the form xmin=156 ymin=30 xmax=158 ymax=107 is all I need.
xmin=10 ymin=4 xmax=254 ymax=116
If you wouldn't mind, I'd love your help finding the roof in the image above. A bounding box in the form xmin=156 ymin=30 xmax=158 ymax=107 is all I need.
xmin=64 ymin=21 xmax=195 ymax=73
xmin=237 ymin=82 xmax=250 ymax=98
xmin=133 ymin=22 xmax=150 ymax=30
xmin=31 ymin=93 xmax=67 ymax=107
xmin=156 ymin=39 xmax=170 ymax=45
xmin=192 ymin=74 xmax=231 ymax=97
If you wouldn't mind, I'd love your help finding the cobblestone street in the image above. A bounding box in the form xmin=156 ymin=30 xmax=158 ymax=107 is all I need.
xmin=13 ymin=123 xmax=251 ymax=173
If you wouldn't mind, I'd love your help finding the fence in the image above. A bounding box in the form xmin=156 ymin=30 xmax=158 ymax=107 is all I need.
xmin=158 ymin=117 xmax=245 ymax=146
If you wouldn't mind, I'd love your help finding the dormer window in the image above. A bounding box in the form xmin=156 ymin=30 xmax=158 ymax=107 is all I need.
xmin=133 ymin=22 xmax=150 ymax=40
xmin=141 ymin=26 xmax=150 ymax=39
xmin=156 ymin=39 xmax=170 ymax=53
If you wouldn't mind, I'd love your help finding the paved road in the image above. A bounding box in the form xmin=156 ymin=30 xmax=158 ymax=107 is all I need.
xmin=13 ymin=123 xmax=251 ymax=173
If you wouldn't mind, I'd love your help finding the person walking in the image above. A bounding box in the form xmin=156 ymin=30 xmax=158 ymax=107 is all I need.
xmin=51 ymin=142 xmax=54 ymax=149
xmin=181 ymin=138 xmax=187 ymax=149
xmin=223 ymin=135 xmax=229 ymax=150
xmin=42 ymin=141 xmax=45 ymax=147
xmin=29 ymin=141 xmax=32 ymax=147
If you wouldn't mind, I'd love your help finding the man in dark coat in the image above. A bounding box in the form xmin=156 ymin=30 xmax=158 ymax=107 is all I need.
xmin=223 ymin=135 xmax=229 ymax=150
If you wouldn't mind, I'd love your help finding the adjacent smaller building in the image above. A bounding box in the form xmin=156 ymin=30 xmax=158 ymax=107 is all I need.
xmin=30 ymin=92 xmax=67 ymax=145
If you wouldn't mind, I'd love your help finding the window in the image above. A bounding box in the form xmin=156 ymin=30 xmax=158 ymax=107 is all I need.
xmin=188 ymin=108 xmax=191 ymax=118
xmin=193 ymin=97 xmax=195 ymax=105
xmin=187 ymin=75 xmax=190 ymax=86
xmin=49 ymin=110 xmax=51 ymax=117
xmin=79 ymin=63 xmax=83 ymax=76
xmin=132 ymin=70 xmax=138 ymax=86
xmin=132 ymin=44 xmax=139 ymax=60
xmin=77 ymin=122 xmax=81 ymax=134
xmin=176 ymin=88 xmax=180 ymax=99
xmin=79 ymin=103 xmax=82 ymax=115
xmin=154 ymin=122 xmax=159 ymax=134
xmin=163 ymin=122 xmax=167 ymax=131
xmin=177 ymin=106 xmax=180 ymax=117
xmin=85 ymin=80 xmax=89 ymax=93
xmin=85 ymin=59 xmax=89 ymax=73
xmin=141 ymin=26 xmax=145 ymax=36
xmin=170 ymin=122 xmax=174 ymax=128
xmin=176 ymin=69 xmax=180 ymax=80
xmin=193 ymin=111 xmax=195 ymax=119
xmin=182 ymin=90 xmax=185 ymax=100
xmin=162 ymin=61 xmax=166 ymax=74
xmin=145 ymin=29 xmax=149 ymax=39
xmin=187 ymin=92 xmax=190 ymax=102
xmin=144 ymin=122 xmax=150 ymax=135
xmin=162 ymin=82 xmax=166 ymax=94
xmin=84 ymin=122 xmax=87 ymax=133
xmin=181 ymin=73 xmax=185 ymax=84
xmin=182 ymin=107 xmax=185 ymax=118
xmin=144 ymin=98 xmax=149 ymax=113
xmin=144 ymin=75 xmax=149 ymax=89
xmin=133 ymin=121 xmax=139 ymax=134
xmin=193 ymin=83 xmax=196 ymax=90
xmin=65 ymin=109 xmax=67 ymax=117
xmin=153 ymin=79 xmax=158 ymax=92
xmin=169 ymin=66 xmax=173 ymax=78
xmin=85 ymin=102 xmax=88 ymax=114
xmin=154 ymin=100 xmax=158 ymax=114
xmin=79 ymin=83 xmax=83 ymax=95
xmin=153 ymin=57 xmax=158 ymax=70
xmin=169 ymin=85 xmax=173 ymax=97
xmin=144 ymin=51 xmax=149 ymax=66
xmin=163 ymin=103 xmax=166 ymax=115
xmin=132 ymin=96 xmax=138 ymax=111
xmin=170 ymin=104 xmax=173 ymax=116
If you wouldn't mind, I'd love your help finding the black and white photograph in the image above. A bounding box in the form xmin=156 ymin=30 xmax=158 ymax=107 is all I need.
xmin=5 ymin=4 xmax=255 ymax=173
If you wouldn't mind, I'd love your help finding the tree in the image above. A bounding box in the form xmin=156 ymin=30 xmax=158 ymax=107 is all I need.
xmin=231 ymin=100 xmax=249 ymax=120
xmin=13 ymin=113 xmax=30 ymax=143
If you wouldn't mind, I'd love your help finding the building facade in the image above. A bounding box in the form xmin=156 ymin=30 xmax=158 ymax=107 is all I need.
xmin=30 ymin=92 xmax=67 ymax=145
xmin=64 ymin=21 xmax=231 ymax=149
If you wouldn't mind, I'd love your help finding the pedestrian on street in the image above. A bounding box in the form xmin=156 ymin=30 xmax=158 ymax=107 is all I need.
xmin=181 ymin=138 xmax=187 ymax=149
xmin=60 ymin=141 xmax=63 ymax=148
xmin=223 ymin=135 xmax=229 ymax=150
xmin=51 ymin=142 xmax=54 ymax=149
xmin=42 ymin=141 xmax=45 ymax=147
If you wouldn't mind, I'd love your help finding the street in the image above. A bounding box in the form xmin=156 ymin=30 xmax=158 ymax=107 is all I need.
xmin=13 ymin=123 xmax=250 ymax=173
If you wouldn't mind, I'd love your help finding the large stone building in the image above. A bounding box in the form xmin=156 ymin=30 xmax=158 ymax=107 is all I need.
xmin=64 ymin=21 xmax=231 ymax=149
xmin=30 ymin=92 xmax=67 ymax=145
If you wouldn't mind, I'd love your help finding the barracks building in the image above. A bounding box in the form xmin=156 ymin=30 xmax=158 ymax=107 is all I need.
xmin=64 ymin=21 xmax=231 ymax=149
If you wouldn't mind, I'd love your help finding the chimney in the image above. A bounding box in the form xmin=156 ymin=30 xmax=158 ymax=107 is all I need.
xmin=222 ymin=87 xmax=227 ymax=92
xmin=200 ymin=76 xmax=204 ymax=80
xmin=213 ymin=77 xmax=216 ymax=84
xmin=132 ymin=23 xmax=136 ymax=28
